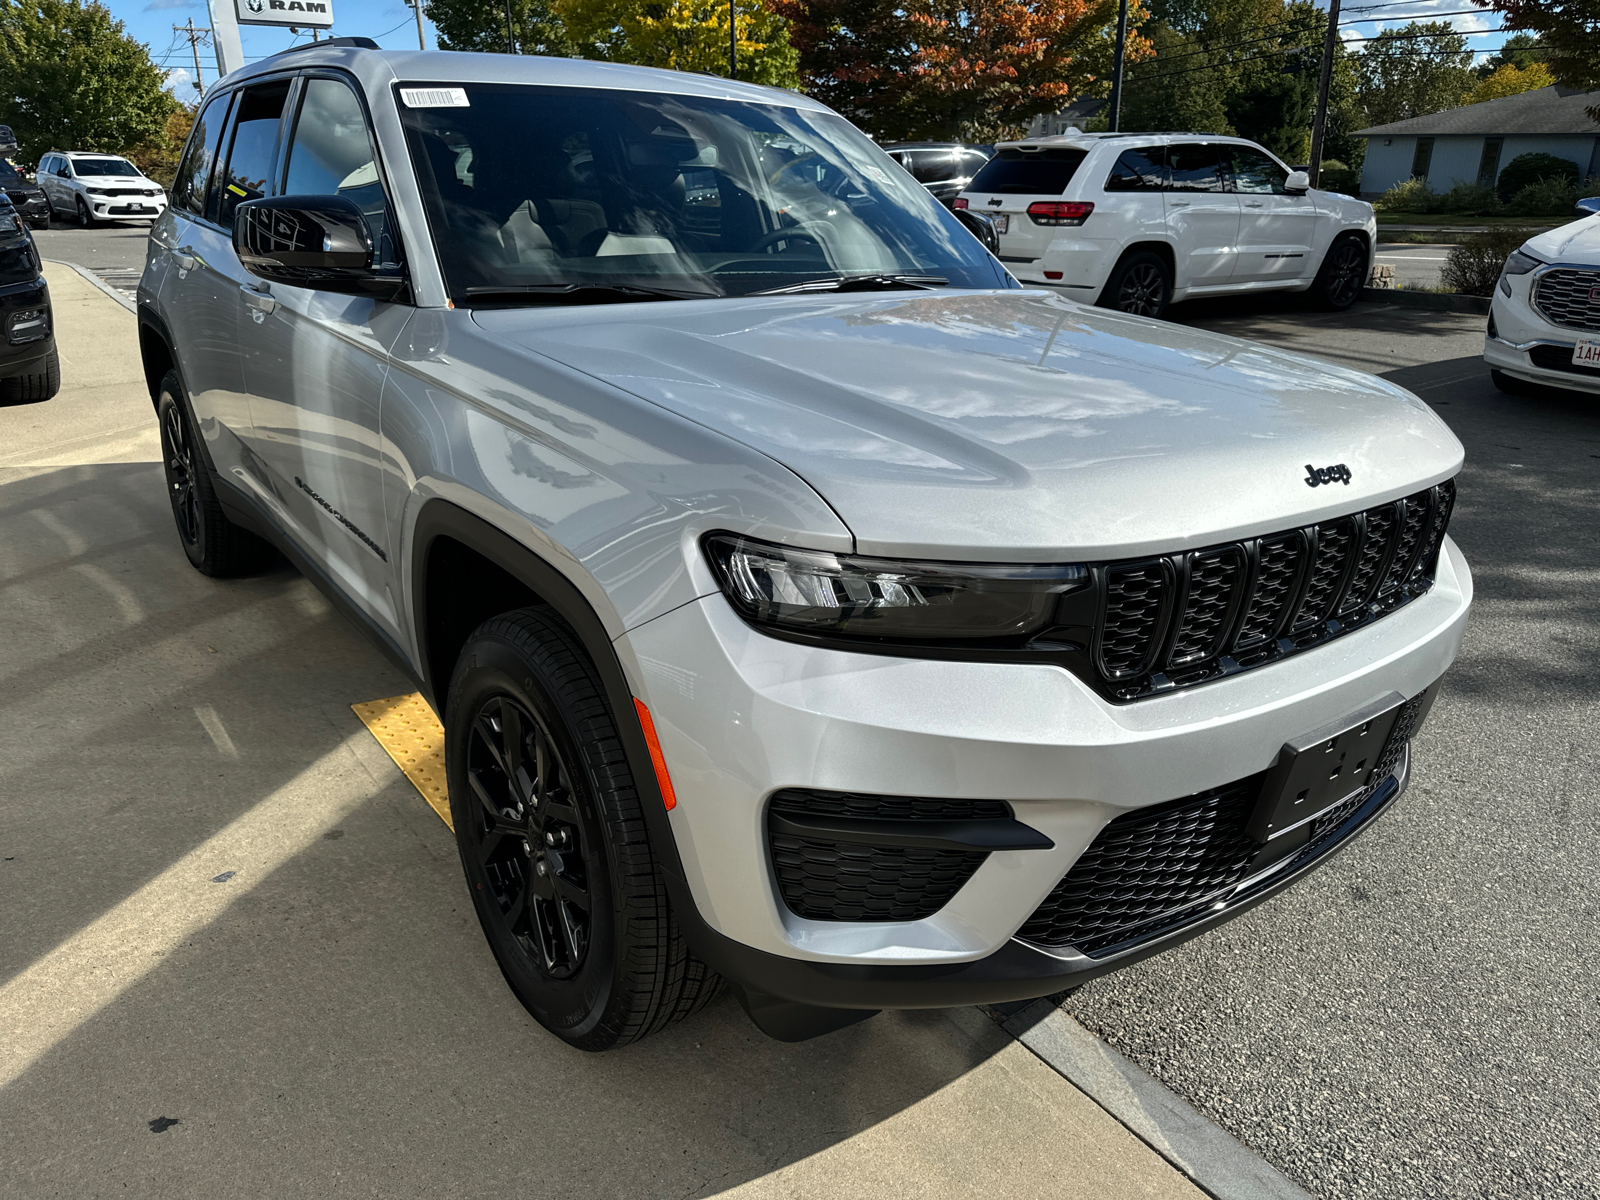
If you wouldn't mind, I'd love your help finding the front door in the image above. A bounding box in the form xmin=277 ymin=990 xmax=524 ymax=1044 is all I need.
xmin=1226 ymin=145 xmax=1320 ymax=283
xmin=1164 ymin=143 xmax=1240 ymax=286
xmin=236 ymin=73 xmax=407 ymax=640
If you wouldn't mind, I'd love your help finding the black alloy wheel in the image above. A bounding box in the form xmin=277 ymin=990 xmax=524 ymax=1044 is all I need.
xmin=1099 ymin=250 xmax=1172 ymax=319
xmin=446 ymin=608 xmax=721 ymax=1050
xmin=464 ymin=694 xmax=596 ymax=979
xmin=159 ymin=394 xmax=201 ymax=548
xmin=1315 ymin=236 xmax=1366 ymax=310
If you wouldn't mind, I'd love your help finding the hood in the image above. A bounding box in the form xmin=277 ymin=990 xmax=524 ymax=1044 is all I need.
xmin=1525 ymin=215 xmax=1600 ymax=262
xmin=473 ymin=290 xmax=1462 ymax=560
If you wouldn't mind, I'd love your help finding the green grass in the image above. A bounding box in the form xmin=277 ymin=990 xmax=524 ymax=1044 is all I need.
xmin=1375 ymin=213 xmax=1559 ymax=229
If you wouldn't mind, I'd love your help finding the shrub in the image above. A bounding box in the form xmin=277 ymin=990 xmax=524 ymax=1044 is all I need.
xmin=1318 ymin=159 xmax=1361 ymax=195
xmin=1439 ymin=182 xmax=1501 ymax=215
xmin=1504 ymin=175 xmax=1580 ymax=217
xmin=1441 ymin=229 xmax=1529 ymax=296
xmin=1495 ymin=152 xmax=1579 ymax=202
xmin=1377 ymin=175 xmax=1443 ymax=213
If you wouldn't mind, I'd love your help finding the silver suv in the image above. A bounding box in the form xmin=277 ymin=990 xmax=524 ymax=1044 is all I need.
xmin=139 ymin=41 xmax=1471 ymax=1050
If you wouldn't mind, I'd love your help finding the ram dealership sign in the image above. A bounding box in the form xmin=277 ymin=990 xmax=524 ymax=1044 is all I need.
xmin=235 ymin=0 xmax=333 ymax=28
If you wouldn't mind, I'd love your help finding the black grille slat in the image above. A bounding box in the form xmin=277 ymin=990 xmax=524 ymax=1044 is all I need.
xmin=1533 ymin=268 xmax=1600 ymax=332
xmin=1291 ymin=518 xmax=1356 ymax=630
xmin=1017 ymin=692 xmax=1428 ymax=956
xmin=1342 ymin=504 xmax=1398 ymax=613
xmin=1381 ymin=495 xmax=1428 ymax=595
xmin=1409 ymin=480 xmax=1456 ymax=585
xmin=1233 ymin=535 xmax=1303 ymax=649
xmin=1168 ymin=549 xmax=1245 ymax=666
xmin=1098 ymin=561 xmax=1168 ymax=678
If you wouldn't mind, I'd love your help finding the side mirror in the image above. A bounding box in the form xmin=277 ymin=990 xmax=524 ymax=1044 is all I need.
xmin=1285 ymin=170 xmax=1311 ymax=194
xmin=953 ymin=207 xmax=1001 ymax=255
xmin=233 ymin=195 xmax=406 ymax=300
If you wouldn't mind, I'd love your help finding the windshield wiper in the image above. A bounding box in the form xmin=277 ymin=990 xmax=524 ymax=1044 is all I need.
xmin=461 ymin=283 xmax=717 ymax=305
xmin=748 ymin=273 xmax=949 ymax=296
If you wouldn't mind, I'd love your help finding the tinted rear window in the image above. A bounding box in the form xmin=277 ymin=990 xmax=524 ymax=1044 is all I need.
xmin=967 ymin=148 xmax=1087 ymax=195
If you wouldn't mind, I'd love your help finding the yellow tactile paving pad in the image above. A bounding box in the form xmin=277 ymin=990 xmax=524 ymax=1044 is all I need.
xmin=352 ymin=693 xmax=453 ymax=830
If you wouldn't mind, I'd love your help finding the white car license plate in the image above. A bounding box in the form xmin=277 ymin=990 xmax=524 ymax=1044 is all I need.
xmin=991 ymin=215 xmax=1008 ymax=234
xmin=1573 ymin=339 xmax=1600 ymax=367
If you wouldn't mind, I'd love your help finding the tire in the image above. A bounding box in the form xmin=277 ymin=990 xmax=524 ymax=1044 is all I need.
xmin=0 ymin=348 xmax=60 ymax=405
xmin=445 ymin=607 xmax=721 ymax=1051
xmin=156 ymin=370 xmax=277 ymax=576
xmin=1312 ymin=235 xmax=1367 ymax=310
xmin=75 ymin=197 xmax=94 ymax=228
xmin=1097 ymin=249 xmax=1172 ymax=319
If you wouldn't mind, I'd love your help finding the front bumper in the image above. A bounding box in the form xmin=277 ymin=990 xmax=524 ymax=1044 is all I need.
xmin=1485 ymin=267 xmax=1600 ymax=394
xmin=619 ymin=537 xmax=1471 ymax=1005
xmin=4 ymin=191 xmax=50 ymax=226
xmin=87 ymin=194 xmax=166 ymax=220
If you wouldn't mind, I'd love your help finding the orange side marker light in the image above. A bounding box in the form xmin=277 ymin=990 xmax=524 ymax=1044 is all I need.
xmin=632 ymin=698 xmax=678 ymax=811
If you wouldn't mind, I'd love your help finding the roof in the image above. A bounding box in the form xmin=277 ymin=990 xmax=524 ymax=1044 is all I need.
xmin=1354 ymin=85 xmax=1600 ymax=138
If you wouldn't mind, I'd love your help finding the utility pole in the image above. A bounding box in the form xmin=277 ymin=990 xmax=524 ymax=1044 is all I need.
xmin=505 ymin=0 xmax=516 ymax=52
xmin=174 ymin=19 xmax=211 ymax=96
xmin=729 ymin=0 xmax=737 ymax=80
xmin=1308 ymin=0 xmax=1341 ymax=187
xmin=409 ymin=0 xmax=426 ymax=50
xmin=1107 ymin=0 xmax=1129 ymax=132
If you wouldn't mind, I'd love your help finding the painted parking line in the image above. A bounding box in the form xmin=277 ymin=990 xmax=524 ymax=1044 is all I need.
xmin=352 ymin=693 xmax=452 ymax=829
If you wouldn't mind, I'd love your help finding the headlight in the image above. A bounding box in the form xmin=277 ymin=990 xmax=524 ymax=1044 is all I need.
xmin=704 ymin=533 xmax=1087 ymax=642
xmin=0 ymin=210 xmax=17 ymax=233
xmin=85 ymin=187 xmax=107 ymax=195
xmin=1498 ymin=248 xmax=1543 ymax=297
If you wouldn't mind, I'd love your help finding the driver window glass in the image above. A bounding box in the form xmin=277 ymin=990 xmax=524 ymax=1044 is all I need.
xmin=283 ymin=77 xmax=396 ymax=265
xmin=212 ymin=79 xmax=290 ymax=228
xmin=1167 ymin=144 xmax=1223 ymax=192
xmin=175 ymin=92 xmax=233 ymax=217
xmin=1227 ymin=146 xmax=1287 ymax=194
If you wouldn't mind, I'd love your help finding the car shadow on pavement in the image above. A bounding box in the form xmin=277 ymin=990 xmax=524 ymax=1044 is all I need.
xmin=1 ymin=462 xmax=1154 ymax=1200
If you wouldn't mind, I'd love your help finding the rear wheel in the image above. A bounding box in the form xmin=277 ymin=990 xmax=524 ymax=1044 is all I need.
xmin=156 ymin=370 xmax=276 ymax=576
xmin=446 ymin=607 xmax=720 ymax=1050
xmin=1098 ymin=250 xmax=1172 ymax=319
xmin=1312 ymin=235 xmax=1367 ymax=310
xmin=0 ymin=349 xmax=60 ymax=405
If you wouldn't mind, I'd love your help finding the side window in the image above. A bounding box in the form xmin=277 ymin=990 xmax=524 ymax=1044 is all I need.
xmin=1227 ymin=147 xmax=1287 ymax=195
xmin=1104 ymin=147 xmax=1167 ymax=192
xmin=58 ymin=159 xmax=73 ymax=178
xmin=174 ymin=92 xmax=233 ymax=218
xmin=282 ymin=76 xmax=396 ymax=264
xmin=1167 ymin=144 xmax=1223 ymax=192
xmin=212 ymin=79 xmax=291 ymax=228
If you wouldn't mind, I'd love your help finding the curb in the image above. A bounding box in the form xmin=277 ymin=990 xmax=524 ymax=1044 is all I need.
xmin=1359 ymin=287 xmax=1489 ymax=315
xmin=1002 ymin=1001 xmax=1316 ymax=1200
xmin=45 ymin=259 xmax=136 ymax=314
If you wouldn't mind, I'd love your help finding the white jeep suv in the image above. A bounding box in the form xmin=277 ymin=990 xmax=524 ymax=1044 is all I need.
xmin=958 ymin=134 xmax=1376 ymax=317
xmin=36 ymin=151 xmax=168 ymax=226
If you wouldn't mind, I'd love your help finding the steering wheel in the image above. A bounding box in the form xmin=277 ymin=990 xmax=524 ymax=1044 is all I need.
xmin=747 ymin=224 xmax=828 ymax=255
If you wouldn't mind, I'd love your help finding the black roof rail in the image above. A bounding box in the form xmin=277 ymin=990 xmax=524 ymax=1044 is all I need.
xmin=266 ymin=36 xmax=379 ymax=59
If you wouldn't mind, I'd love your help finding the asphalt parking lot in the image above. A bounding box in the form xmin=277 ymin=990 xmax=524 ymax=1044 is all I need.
xmin=4 ymin=237 xmax=1595 ymax=1198
xmin=1062 ymin=293 xmax=1600 ymax=1200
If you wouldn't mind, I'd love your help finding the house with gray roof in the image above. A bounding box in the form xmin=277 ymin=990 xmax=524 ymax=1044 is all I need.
xmin=1354 ymin=85 xmax=1600 ymax=198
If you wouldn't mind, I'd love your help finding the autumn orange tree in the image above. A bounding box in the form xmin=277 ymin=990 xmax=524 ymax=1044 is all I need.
xmin=777 ymin=0 xmax=1148 ymax=140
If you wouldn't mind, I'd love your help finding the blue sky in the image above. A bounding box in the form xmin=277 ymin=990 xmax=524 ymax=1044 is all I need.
xmin=107 ymin=0 xmax=1520 ymax=103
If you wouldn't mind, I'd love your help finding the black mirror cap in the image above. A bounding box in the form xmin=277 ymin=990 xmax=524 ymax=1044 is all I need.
xmin=953 ymin=207 xmax=1001 ymax=255
xmin=234 ymin=195 xmax=407 ymax=301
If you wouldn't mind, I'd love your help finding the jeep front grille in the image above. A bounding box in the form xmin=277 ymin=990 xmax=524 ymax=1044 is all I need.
xmin=1533 ymin=268 xmax=1600 ymax=332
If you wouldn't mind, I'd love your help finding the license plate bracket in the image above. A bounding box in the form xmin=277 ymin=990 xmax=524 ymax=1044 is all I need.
xmin=1572 ymin=338 xmax=1600 ymax=368
xmin=1246 ymin=694 xmax=1406 ymax=843
xmin=991 ymin=215 xmax=1009 ymax=234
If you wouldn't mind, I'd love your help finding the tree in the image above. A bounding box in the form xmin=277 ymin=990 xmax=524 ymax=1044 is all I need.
xmin=1478 ymin=0 xmax=1600 ymax=120
xmin=1355 ymin=22 xmax=1474 ymax=127
xmin=1477 ymin=30 xmax=1542 ymax=75
xmin=424 ymin=0 xmax=578 ymax=56
xmin=0 ymin=0 xmax=177 ymax=166
xmin=775 ymin=0 xmax=918 ymax=129
xmin=553 ymin=0 xmax=800 ymax=87
xmin=1466 ymin=60 xmax=1554 ymax=104
xmin=1227 ymin=62 xmax=1315 ymax=160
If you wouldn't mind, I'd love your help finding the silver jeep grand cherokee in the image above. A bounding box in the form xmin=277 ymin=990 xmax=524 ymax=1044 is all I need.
xmin=138 ymin=41 xmax=1470 ymax=1049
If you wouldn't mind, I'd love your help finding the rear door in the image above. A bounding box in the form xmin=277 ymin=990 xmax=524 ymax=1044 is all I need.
xmin=236 ymin=72 xmax=407 ymax=638
xmin=1226 ymin=144 xmax=1319 ymax=282
xmin=1164 ymin=143 xmax=1240 ymax=285
xmin=959 ymin=146 xmax=1088 ymax=277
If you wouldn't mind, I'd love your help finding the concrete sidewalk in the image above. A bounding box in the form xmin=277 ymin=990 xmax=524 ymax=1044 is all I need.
xmin=0 ymin=263 xmax=1206 ymax=1198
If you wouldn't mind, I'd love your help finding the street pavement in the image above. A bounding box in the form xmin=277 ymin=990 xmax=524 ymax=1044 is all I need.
xmin=1062 ymin=295 xmax=1600 ymax=1200
xmin=1374 ymin=243 xmax=1452 ymax=291
xmin=0 ymin=264 xmax=1205 ymax=1198
xmin=31 ymin=220 xmax=153 ymax=299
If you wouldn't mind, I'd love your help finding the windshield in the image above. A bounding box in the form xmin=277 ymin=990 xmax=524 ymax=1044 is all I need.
xmin=396 ymin=83 xmax=1014 ymax=302
xmin=72 ymin=157 xmax=140 ymax=177
xmin=0 ymin=161 xmax=19 ymax=182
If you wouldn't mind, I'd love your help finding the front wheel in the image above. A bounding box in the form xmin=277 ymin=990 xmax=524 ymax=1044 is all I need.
xmin=0 ymin=348 xmax=60 ymax=405
xmin=75 ymin=197 xmax=94 ymax=228
xmin=1097 ymin=250 xmax=1172 ymax=319
xmin=446 ymin=607 xmax=720 ymax=1050
xmin=1312 ymin=236 xmax=1367 ymax=310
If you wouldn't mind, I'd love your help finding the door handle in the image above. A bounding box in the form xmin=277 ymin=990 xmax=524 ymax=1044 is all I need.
xmin=174 ymin=250 xmax=196 ymax=271
xmin=1244 ymin=201 xmax=1266 ymax=208
xmin=240 ymin=283 xmax=276 ymax=318
xmin=1168 ymin=200 xmax=1189 ymax=207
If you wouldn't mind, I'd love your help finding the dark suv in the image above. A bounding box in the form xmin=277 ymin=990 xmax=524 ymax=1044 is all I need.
xmin=882 ymin=141 xmax=993 ymax=206
xmin=0 ymin=194 xmax=56 ymax=404
xmin=0 ymin=159 xmax=50 ymax=231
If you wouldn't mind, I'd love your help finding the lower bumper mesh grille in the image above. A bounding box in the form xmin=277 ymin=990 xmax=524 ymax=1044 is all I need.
xmin=1017 ymin=688 xmax=1430 ymax=957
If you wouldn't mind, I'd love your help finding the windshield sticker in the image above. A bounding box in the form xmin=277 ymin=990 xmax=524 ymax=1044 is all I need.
xmin=862 ymin=164 xmax=891 ymax=185
xmin=401 ymin=87 xmax=470 ymax=108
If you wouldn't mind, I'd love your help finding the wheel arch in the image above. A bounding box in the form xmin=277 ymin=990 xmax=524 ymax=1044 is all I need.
xmin=137 ymin=308 xmax=177 ymax=409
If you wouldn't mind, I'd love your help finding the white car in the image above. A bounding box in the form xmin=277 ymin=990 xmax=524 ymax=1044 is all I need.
xmin=956 ymin=134 xmax=1376 ymax=318
xmin=1485 ymin=215 xmax=1600 ymax=395
xmin=35 ymin=151 xmax=167 ymax=226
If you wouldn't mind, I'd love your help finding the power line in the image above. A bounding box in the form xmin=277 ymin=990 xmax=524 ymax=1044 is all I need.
xmin=1124 ymin=38 xmax=1548 ymax=86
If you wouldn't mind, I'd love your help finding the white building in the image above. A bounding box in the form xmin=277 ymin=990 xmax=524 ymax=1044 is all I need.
xmin=1355 ymin=86 xmax=1600 ymax=198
